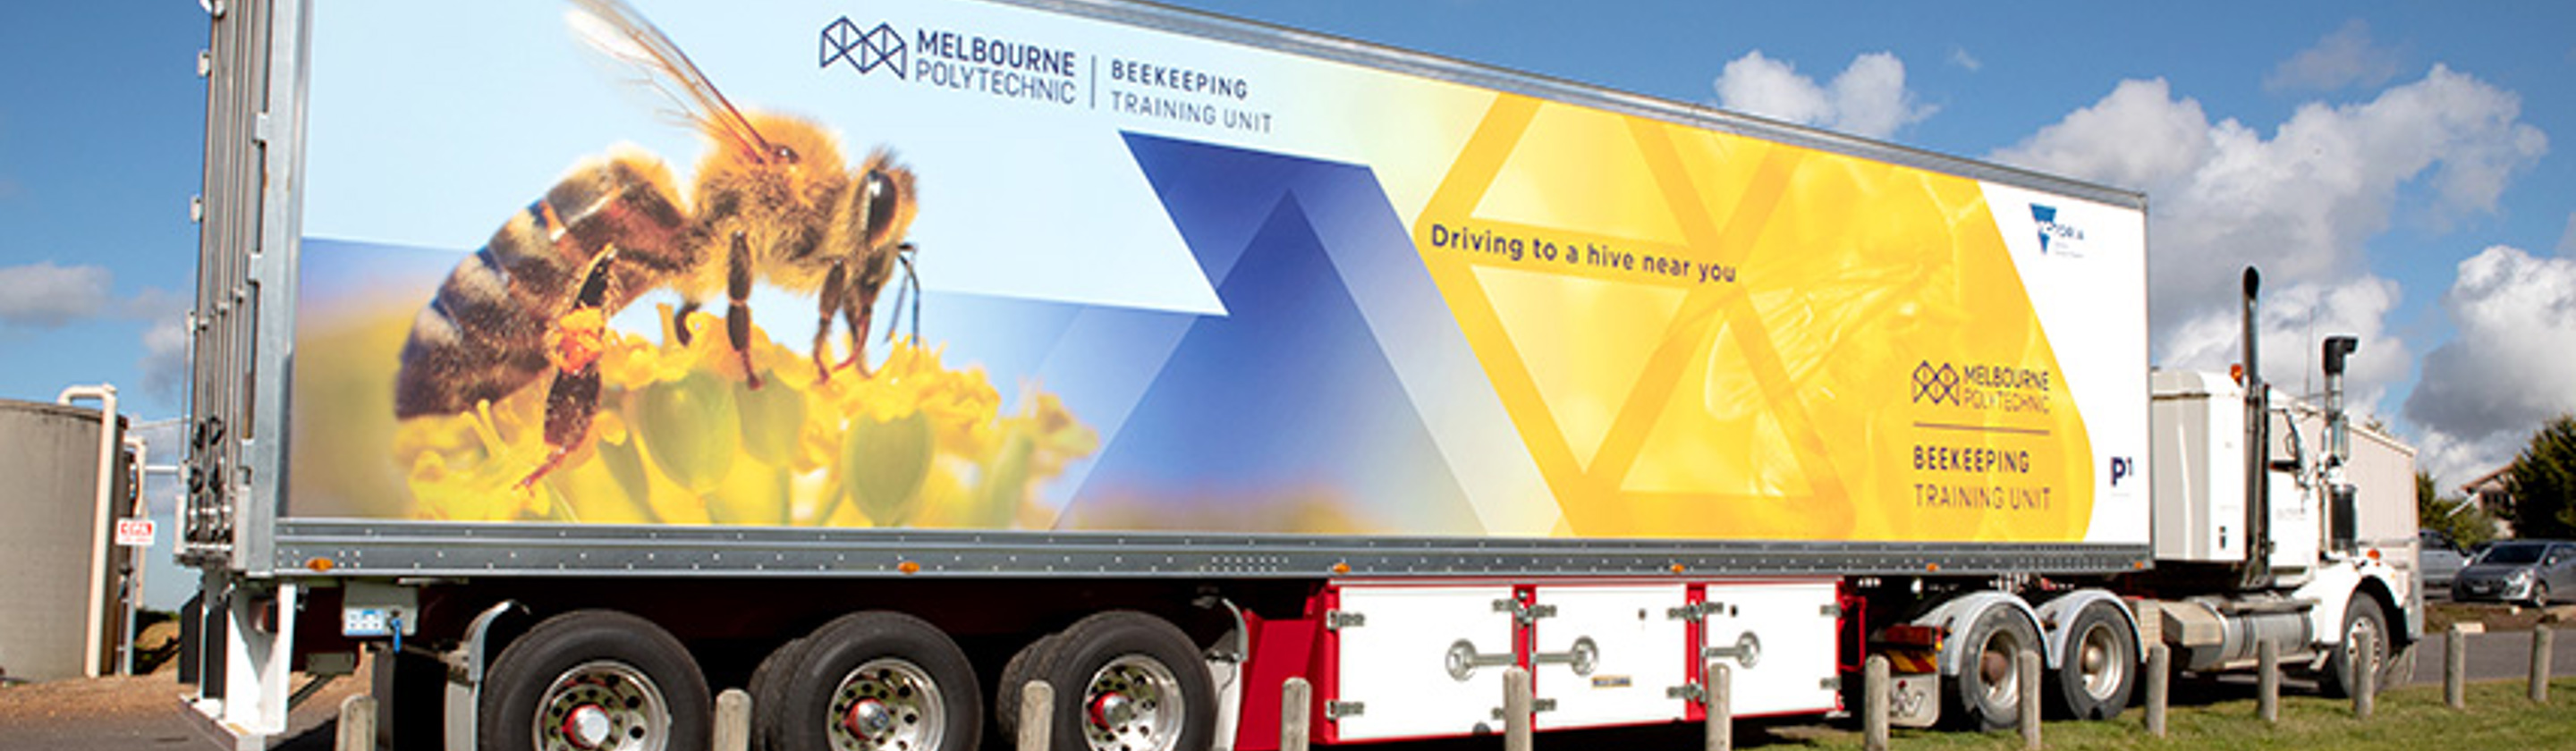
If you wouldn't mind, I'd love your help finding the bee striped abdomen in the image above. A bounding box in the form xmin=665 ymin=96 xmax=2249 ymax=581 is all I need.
xmin=392 ymin=158 xmax=688 ymax=418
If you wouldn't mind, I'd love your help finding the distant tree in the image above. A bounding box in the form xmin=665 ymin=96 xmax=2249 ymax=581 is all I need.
xmin=2504 ymin=415 xmax=2576 ymax=539
xmin=2417 ymin=469 xmax=2494 ymax=548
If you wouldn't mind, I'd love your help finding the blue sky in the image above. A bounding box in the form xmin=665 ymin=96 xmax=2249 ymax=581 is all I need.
xmin=4 ymin=0 xmax=2573 ymax=489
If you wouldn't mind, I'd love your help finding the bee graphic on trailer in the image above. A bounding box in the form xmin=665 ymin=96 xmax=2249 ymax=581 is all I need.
xmin=392 ymin=0 xmax=923 ymax=486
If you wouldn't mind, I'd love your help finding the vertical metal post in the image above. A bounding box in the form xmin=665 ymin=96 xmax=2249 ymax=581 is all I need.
xmin=1504 ymin=666 xmax=1533 ymax=751
xmin=1281 ymin=677 xmax=1310 ymax=751
xmin=2354 ymin=629 xmax=2377 ymax=719
xmin=1704 ymin=662 xmax=1732 ymax=751
xmin=2257 ymin=640 xmax=2279 ymax=723
xmin=714 ymin=688 xmax=750 ymax=751
xmin=2532 ymin=625 xmax=2555 ymax=704
xmin=335 ymin=695 xmax=375 ymax=751
xmin=2447 ymin=624 xmax=2469 ymax=709
xmin=1862 ymin=656 xmax=1890 ymax=751
xmin=1018 ymin=680 xmax=1054 ymax=751
xmin=2143 ymin=644 xmax=2168 ymax=738
xmin=2016 ymin=650 xmax=2041 ymax=750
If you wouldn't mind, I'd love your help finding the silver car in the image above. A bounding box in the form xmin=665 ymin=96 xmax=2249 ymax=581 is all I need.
xmin=2419 ymin=529 xmax=2470 ymax=593
xmin=2451 ymin=540 xmax=2576 ymax=605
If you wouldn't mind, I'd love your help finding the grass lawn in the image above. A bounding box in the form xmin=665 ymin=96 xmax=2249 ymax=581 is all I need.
xmin=1747 ymin=678 xmax=2576 ymax=750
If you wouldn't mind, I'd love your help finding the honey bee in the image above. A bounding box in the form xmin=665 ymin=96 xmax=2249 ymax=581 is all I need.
xmin=392 ymin=0 xmax=921 ymax=486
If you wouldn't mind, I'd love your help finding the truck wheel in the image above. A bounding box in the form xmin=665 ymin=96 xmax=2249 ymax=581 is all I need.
xmin=1944 ymin=605 xmax=2040 ymax=731
xmin=773 ymin=612 xmax=982 ymax=751
xmin=2048 ymin=601 xmax=2136 ymax=721
xmin=2318 ymin=596 xmax=2388 ymax=699
xmin=992 ymin=632 xmax=1061 ymax=741
xmin=1036 ymin=612 xmax=1215 ymax=751
xmin=479 ymin=610 xmax=711 ymax=751
xmin=748 ymin=637 xmax=809 ymax=751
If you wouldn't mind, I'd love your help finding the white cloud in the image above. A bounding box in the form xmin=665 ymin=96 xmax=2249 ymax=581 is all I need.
xmin=2266 ymin=20 xmax=2402 ymax=92
xmin=1712 ymin=50 xmax=1935 ymax=140
xmin=1948 ymin=46 xmax=1982 ymax=72
xmin=1989 ymin=79 xmax=2211 ymax=191
xmin=1989 ymin=66 xmax=2546 ymax=426
xmin=2403 ymin=246 xmax=2576 ymax=483
xmin=0 ymin=262 xmax=114 ymax=330
xmin=138 ymin=316 xmax=190 ymax=406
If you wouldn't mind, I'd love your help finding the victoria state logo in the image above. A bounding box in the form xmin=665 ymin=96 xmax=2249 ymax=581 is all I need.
xmin=821 ymin=17 xmax=905 ymax=78
xmin=1912 ymin=360 xmax=1962 ymax=406
xmin=2029 ymin=203 xmax=2085 ymax=256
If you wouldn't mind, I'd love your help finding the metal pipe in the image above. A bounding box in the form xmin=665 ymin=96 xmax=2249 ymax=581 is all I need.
xmin=2240 ymin=268 xmax=2271 ymax=588
xmin=57 ymin=384 xmax=119 ymax=679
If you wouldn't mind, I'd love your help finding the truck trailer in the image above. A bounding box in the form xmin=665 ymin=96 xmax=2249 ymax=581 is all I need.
xmin=175 ymin=1 xmax=2421 ymax=749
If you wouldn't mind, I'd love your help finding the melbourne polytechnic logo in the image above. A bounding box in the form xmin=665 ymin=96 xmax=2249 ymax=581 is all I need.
xmin=821 ymin=17 xmax=905 ymax=78
xmin=2029 ymin=203 xmax=2086 ymax=256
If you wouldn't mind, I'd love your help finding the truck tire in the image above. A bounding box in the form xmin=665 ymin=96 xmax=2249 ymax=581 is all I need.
xmin=772 ymin=612 xmax=982 ymax=751
xmin=2047 ymin=601 xmax=2136 ymax=721
xmin=1945 ymin=604 xmax=2040 ymax=732
xmin=748 ymin=637 xmax=809 ymax=751
xmin=2318 ymin=596 xmax=2389 ymax=699
xmin=993 ymin=631 xmax=1062 ymax=741
xmin=1034 ymin=611 xmax=1215 ymax=751
xmin=479 ymin=610 xmax=712 ymax=751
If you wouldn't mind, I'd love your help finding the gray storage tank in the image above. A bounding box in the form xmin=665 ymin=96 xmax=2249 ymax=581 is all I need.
xmin=0 ymin=397 xmax=128 ymax=682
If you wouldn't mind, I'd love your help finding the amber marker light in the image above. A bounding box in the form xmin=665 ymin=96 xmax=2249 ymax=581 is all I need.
xmin=896 ymin=561 xmax=921 ymax=574
xmin=304 ymin=557 xmax=335 ymax=572
xmin=1670 ymin=563 xmax=1688 ymax=574
xmin=1925 ymin=562 xmax=1942 ymax=572
xmin=1331 ymin=561 xmax=1352 ymax=575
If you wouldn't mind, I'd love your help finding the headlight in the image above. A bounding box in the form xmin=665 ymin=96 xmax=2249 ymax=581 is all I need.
xmin=2509 ymin=569 xmax=2536 ymax=586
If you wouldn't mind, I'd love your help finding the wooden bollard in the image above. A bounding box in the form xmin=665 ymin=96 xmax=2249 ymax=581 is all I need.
xmin=2354 ymin=629 xmax=2377 ymax=719
xmin=2257 ymin=640 xmax=2280 ymax=724
xmin=1018 ymin=680 xmax=1054 ymax=751
xmin=1863 ymin=655 xmax=1890 ymax=751
xmin=2017 ymin=650 xmax=2042 ymax=750
xmin=1504 ymin=666 xmax=1534 ymax=751
xmin=2533 ymin=625 xmax=2555 ymax=704
xmin=714 ymin=688 xmax=750 ymax=751
xmin=335 ymin=694 xmax=375 ymax=751
xmin=1282 ymin=677 xmax=1312 ymax=751
xmin=2447 ymin=623 xmax=2469 ymax=709
xmin=2143 ymin=644 xmax=2168 ymax=738
xmin=1705 ymin=662 xmax=1732 ymax=751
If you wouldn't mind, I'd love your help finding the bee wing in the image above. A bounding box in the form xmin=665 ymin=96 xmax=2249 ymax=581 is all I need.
xmin=565 ymin=0 xmax=776 ymax=165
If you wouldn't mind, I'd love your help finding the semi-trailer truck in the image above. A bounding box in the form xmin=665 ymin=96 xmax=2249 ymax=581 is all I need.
xmin=175 ymin=1 xmax=2421 ymax=749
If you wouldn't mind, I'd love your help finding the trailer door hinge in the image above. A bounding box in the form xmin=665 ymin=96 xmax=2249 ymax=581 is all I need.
xmin=1326 ymin=701 xmax=1365 ymax=719
xmin=1491 ymin=699 xmax=1558 ymax=718
xmin=1666 ymin=682 xmax=1705 ymax=701
xmin=1820 ymin=676 xmax=1842 ymax=690
xmin=1494 ymin=598 xmax=1557 ymax=624
xmin=1668 ymin=602 xmax=1724 ymax=620
xmin=1821 ymin=603 xmax=1843 ymax=618
xmin=1326 ymin=610 xmax=1365 ymax=630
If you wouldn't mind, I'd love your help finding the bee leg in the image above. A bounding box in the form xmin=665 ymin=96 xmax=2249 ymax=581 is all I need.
xmin=671 ymin=300 xmax=701 ymax=345
xmin=726 ymin=231 xmax=762 ymax=390
xmin=520 ymin=367 xmax=602 ymax=489
xmin=814 ymin=259 xmax=849 ymax=384
xmin=521 ymin=246 xmax=618 ymax=489
xmin=845 ymin=280 xmax=882 ymax=378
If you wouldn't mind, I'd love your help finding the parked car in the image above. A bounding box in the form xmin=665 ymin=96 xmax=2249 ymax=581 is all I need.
xmin=2420 ymin=528 xmax=2471 ymax=593
xmin=2451 ymin=540 xmax=2576 ymax=605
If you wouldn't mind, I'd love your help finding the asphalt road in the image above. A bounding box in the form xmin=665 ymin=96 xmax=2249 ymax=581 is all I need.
xmin=5 ymin=629 xmax=2572 ymax=751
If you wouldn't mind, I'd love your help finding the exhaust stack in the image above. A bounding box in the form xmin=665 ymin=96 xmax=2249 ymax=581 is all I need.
xmin=2241 ymin=268 xmax=2271 ymax=586
xmin=2321 ymin=336 xmax=2359 ymax=462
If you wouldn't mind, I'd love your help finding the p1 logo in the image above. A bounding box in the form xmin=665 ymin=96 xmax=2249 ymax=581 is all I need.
xmin=2108 ymin=457 xmax=2135 ymax=487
